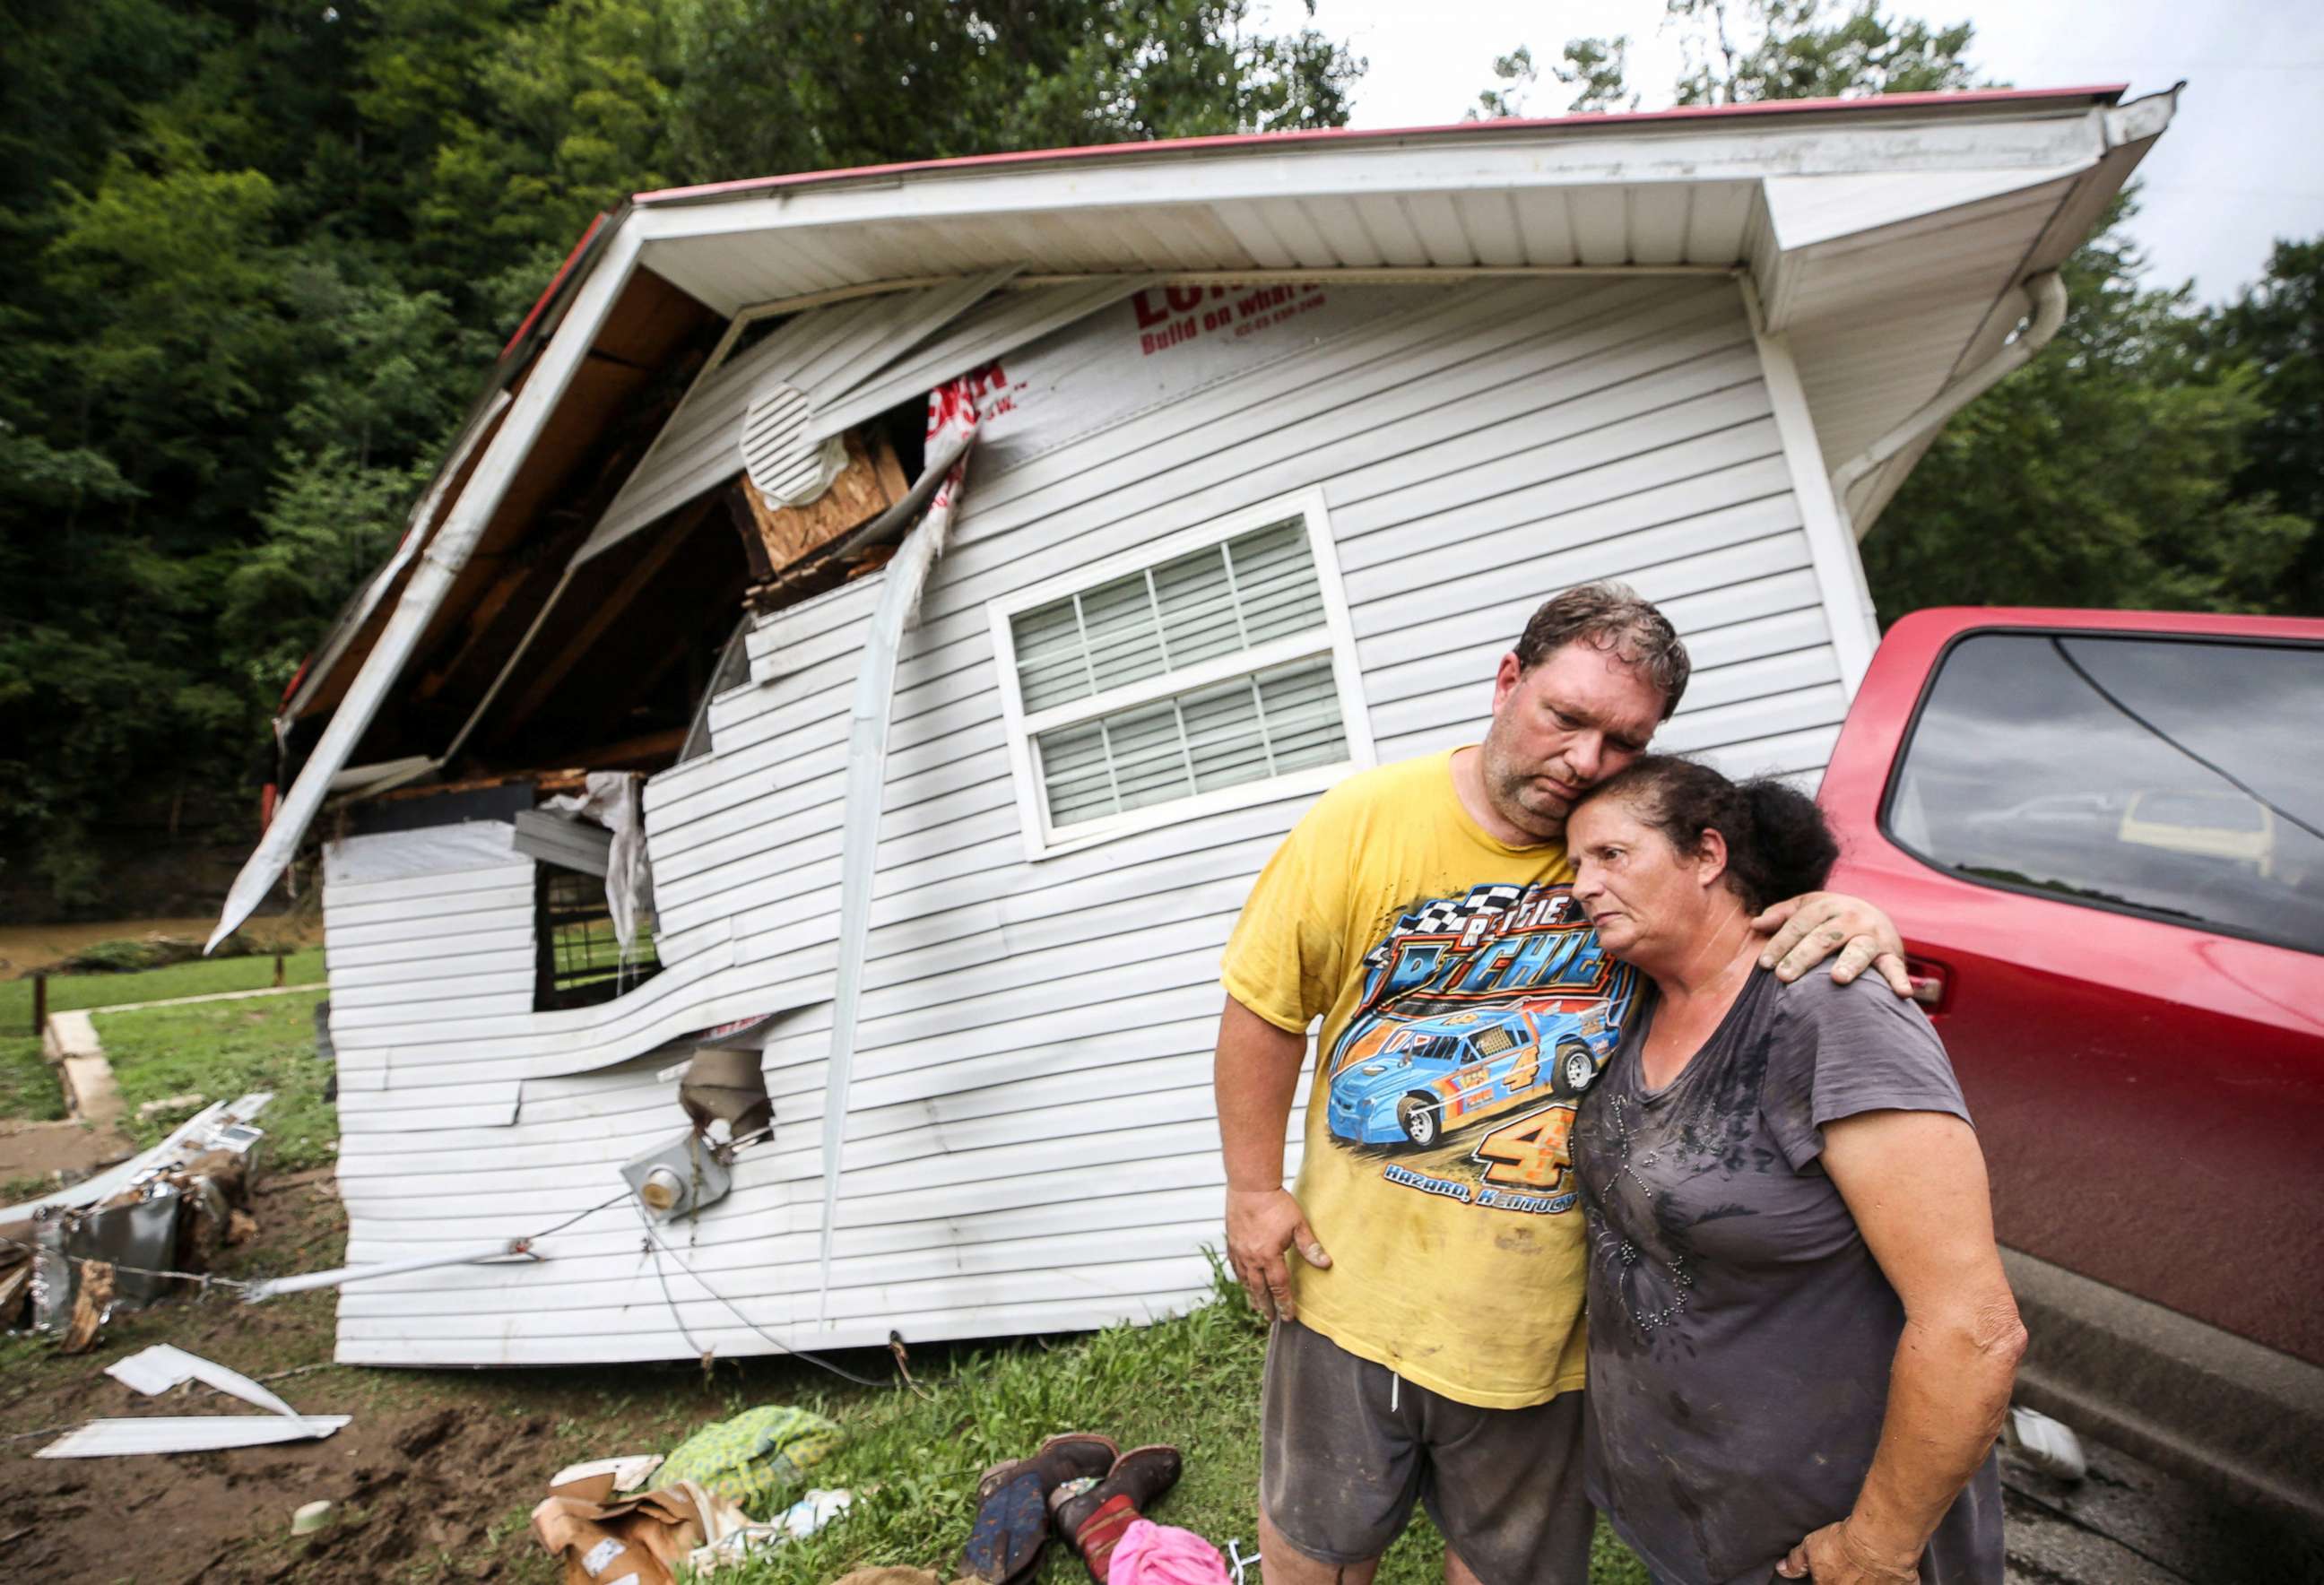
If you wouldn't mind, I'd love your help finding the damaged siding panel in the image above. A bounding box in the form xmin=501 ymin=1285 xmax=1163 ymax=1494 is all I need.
xmin=585 ymin=271 xmax=1017 ymax=564
xmin=803 ymin=276 xmax=1164 ymax=443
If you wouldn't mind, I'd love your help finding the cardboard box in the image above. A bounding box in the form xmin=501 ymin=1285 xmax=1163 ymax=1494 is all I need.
xmin=532 ymin=1487 xmax=706 ymax=1585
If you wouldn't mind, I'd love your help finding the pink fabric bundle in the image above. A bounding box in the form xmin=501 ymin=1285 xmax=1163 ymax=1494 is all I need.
xmin=1106 ymin=1518 xmax=1231 ymax=1585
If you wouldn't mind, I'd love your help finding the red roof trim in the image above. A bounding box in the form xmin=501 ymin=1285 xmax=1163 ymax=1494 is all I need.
xmin=631 ymin=85 xmax=2130 ymax=208
xmin=501 ymin=212 xmax=609 ymax=356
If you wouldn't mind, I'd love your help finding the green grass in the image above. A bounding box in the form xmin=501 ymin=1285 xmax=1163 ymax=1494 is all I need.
xmin=92 ymin=987 xmax=336 ymax=1168
xmin=0 ymin=1032 xmax=65 ymax=1122
xmin=707 ymin=1265 xmax=1649 ymax=1585
xmin=0 ymin=947 xmax=326 ymax=1028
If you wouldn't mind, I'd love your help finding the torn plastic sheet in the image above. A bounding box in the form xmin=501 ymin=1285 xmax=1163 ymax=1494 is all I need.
xmin=36 ymin=1416 xmax=352 ymax=1459
xmin=0 ymin=1094 xmax=272 ymax=1223
xmin=541 ymin=771 xmax=653 ymax=964
xmin=107 ymin=1344 xmax=305 ymax=1418
xmin=815 ymin=377 xmax=981 ymax=1321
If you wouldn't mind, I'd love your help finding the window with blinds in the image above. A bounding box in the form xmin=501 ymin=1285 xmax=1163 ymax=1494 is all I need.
xmin=993 ymin=498 xmax=1371 ymax=855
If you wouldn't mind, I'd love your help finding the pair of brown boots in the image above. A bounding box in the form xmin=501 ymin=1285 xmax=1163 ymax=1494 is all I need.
xmin=963 ymin=1433 xmax=1183 ymax=1585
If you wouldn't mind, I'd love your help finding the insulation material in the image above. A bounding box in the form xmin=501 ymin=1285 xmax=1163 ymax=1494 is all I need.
xmin=814 ymin=376 xmax=982 ymax=1320
xmin=679 ymin=1049 xmax=774 ymax=1142
xmin=961 ymin=283 xmax=1443 ymax=475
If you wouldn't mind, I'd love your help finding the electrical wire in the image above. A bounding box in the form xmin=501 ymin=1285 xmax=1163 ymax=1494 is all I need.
xmin=632 ymin=1200 xmax=895 ymax=1390
xmin=17 ymin=1131 xmax=903 ymax=1395
xmin=5 ymin=1180 xmax=637 ymax=1305
xmin=516 ymin=1184 xmax=642 ymax=1248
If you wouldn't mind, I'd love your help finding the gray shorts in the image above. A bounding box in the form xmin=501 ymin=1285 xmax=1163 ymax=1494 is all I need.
xmin=1260 ymin=1319 xmax=1593 ymax=1585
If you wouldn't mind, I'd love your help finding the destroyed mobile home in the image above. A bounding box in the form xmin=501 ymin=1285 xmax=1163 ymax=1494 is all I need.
xmin=205 ymin=87 xmax=2173 ymax=1367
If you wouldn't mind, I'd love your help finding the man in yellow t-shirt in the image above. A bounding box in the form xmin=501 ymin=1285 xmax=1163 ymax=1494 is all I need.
xmin=1217 ymin=583 xmax=1908 ymax=1585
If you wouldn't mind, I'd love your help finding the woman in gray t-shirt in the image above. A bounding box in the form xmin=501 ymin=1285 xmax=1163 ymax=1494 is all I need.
xmin=1565 ymin=757 xmax=2022 ymax=1585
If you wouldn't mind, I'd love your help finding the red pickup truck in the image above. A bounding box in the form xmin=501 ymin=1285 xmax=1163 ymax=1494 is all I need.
xmin=1817 ymin=607 xmax=2324 ymax=1529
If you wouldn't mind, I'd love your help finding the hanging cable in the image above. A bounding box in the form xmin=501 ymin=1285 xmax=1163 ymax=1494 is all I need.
xmin=632 ymin=1200 xmax=894 ymax=1390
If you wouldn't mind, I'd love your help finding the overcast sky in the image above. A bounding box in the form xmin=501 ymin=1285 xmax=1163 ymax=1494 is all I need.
xmin=1264 ymin=0 xmax=2324 ymax=303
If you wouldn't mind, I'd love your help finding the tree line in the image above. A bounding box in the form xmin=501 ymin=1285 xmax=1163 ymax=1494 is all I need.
xmin=0 ymin=0 xmax=2313 ymax=915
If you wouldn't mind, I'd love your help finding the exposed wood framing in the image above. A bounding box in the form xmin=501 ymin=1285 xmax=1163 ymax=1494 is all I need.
xmin=492 ymin=498 xmax=713 ymax=740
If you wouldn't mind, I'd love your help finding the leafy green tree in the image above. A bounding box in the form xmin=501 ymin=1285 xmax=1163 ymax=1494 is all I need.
xmin=1556 ymin=38 xmax=1640 ymax=114
xmin=2199 ymin=239 xmax=2324 ymax=612
xmin=1469 ymin=47 xmax=1539 ymax=120
xmin=1667 ymin=0 xmax=1976 ymax=105
xmin=0 ymin=0 xmax=1367 ymax=914
xmin=672 ymin=0 xmax=1354 ymax=180
xmin=1866 ymin=212 xmax=2311 ymax=619
xmin=1475 ymin=0 xmax=2316 ymax=621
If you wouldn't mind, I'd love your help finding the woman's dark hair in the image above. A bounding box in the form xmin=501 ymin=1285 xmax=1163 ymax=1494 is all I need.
xmin=1580 ymin=755 xmax=1837 ymax=913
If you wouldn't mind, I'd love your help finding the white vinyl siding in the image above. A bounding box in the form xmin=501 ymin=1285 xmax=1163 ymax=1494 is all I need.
xmin=316 ymin=278 xmax=1869 ymax=1366
xmin=992 ymin=493 xmax=1371 ymax=857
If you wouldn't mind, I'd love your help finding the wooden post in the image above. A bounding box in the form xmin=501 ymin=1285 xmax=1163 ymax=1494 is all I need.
xmin=273 ymin=953 xmax=286 ymax=989
xmin=31 ymin=973 xmax=46 ymax=1036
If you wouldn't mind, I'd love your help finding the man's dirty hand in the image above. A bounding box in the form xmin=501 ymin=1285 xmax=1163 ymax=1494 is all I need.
xmin=1752 ymin=891 xmax=1912 ymax=996
xmin=1226 ymin=1186 xmax=1330 ymax=1321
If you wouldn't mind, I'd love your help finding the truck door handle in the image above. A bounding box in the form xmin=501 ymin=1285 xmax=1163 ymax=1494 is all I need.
xmin=1904 ymin=957 xmax=1950 ymax=1012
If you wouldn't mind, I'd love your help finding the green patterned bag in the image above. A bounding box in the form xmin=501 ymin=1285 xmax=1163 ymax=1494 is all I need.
xmin=657 ymin=1405 xmax=843 ymax=1511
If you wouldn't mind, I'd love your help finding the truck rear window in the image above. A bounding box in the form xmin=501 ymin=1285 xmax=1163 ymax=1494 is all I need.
xmin=1883 ymin=632 xmax=2324 ymax=955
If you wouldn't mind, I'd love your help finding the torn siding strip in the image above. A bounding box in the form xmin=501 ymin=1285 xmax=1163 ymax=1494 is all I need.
xmin=37 ymin=1417 xmax=352 ymax=1458
xmin=815 ymin=387 xmax=981 ymax=1321
xmin=106 ymin=1345 xmax=307 ymax=1418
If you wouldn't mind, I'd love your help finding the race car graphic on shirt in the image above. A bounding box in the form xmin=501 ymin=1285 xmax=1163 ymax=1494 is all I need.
xmin=1323 ymin=880 xmax=1638 ymax=1214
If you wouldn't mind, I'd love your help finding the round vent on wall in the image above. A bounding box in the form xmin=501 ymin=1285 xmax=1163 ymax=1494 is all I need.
xmin=740 ymin=381 xmax=847 ymax=507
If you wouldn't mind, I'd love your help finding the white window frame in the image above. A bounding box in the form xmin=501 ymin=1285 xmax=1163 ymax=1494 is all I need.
xmin=987 ymin=487 xmax=1375 ymax=862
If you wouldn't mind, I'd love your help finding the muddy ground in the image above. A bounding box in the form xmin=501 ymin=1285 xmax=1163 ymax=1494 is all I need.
xmin=2 ymin=1165 xmax=840 ymax=1583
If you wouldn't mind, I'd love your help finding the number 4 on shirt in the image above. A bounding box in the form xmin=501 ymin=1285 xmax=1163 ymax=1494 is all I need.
xmin=1471 ymin=1104 xmax=1578 ymax=1190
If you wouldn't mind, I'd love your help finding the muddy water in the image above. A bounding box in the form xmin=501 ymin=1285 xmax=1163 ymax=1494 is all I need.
xmin=0 ymin=914 xmax=320 ymax=976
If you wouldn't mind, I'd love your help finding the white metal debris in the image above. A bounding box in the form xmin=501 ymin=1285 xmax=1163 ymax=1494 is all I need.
xmin=0 ymin=1093 xmax=273 ymax=1223
xmin=241 ymin=1239 xmax=533 ymax=1303
xmin=35 ymin=1416 xmax=352 ymax=1459
xmin=105 ymin=1344 xmax=305 ymax=1419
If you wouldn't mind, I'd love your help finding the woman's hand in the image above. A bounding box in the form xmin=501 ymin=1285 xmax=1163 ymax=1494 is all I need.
xmin=1752 ymin=891 xmax=1912 ymax=994
xmin=1226 ymin=1186 xmax=1330 ymax=1321
xmin=1776 ymin=1519 xmax=1920 ymax=1582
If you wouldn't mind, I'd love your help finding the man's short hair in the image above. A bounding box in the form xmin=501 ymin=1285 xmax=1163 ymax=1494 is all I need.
xmin=1513 ymin=581 xmax=1691 ymax=721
